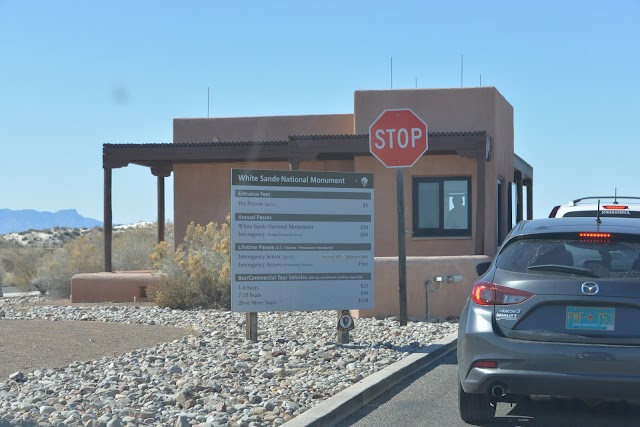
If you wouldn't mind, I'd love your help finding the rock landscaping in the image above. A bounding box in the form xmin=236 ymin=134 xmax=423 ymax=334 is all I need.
xmin=0 ymin=297 xmax=457 ymax=427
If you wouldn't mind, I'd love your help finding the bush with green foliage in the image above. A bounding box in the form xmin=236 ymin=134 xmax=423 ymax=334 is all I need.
xmin=150 ymin=219 xmax=230 ymax=310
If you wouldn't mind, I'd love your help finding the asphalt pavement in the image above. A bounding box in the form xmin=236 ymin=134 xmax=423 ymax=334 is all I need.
xmin=334 ymin=351 xmax=640 ymax=427
xmin=283 ymin=333 xmax=457 ymax=427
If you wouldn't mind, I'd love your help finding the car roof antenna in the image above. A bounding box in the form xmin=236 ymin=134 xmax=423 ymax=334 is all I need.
xmin=614 ymin=188 xmax=618 ymax=204
xmin=596 ymin=200 xmax=602 ymax=224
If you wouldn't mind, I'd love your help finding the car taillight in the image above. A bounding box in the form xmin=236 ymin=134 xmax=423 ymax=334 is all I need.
xmin=602 ymin=205 xmax=628 ymax=210
xmin=548 ymin=206 xmax=560 ymax=218
xmin=472 ymin=281 xmax=533 ymax=305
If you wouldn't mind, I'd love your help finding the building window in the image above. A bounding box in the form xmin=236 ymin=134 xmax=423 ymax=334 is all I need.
xmin=412 ymin=176 xmax=471 ymax=237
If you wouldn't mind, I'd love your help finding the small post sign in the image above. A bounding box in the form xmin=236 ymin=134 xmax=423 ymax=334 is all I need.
xmin=230 ymin=169 xmax=375 ymax=312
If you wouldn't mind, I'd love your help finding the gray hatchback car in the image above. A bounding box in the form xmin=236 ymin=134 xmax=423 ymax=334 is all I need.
xmin=458 ymin=216 xmax=640 ymax=424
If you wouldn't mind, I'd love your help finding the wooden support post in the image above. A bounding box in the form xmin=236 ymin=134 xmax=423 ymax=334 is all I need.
xmin=157 ymin=175 xmax=165 ymax=243
xmin=104 ymin=167 xmax=113 ymax=273
xmin=246 ymin=312 xmax=258 ymax=342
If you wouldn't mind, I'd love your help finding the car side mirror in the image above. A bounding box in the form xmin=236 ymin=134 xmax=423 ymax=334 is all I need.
xmin=476 ymin=262 xmax=491 ymax=276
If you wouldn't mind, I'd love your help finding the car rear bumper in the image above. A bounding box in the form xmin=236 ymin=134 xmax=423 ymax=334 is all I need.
xmin=464 ymin=367 xmax=640 ymax=400
xmin=459 ymin=331 xmax=640 ymax=400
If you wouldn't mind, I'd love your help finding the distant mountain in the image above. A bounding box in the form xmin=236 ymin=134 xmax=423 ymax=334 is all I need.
xmin=0 ymin=209 xmax=102 ymax=234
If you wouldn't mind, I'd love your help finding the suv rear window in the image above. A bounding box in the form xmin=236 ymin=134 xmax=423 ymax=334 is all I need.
xmin=497 ymin=237 xmax=640 ymax=278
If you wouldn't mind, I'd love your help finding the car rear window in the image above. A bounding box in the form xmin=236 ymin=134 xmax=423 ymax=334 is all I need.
xmin=497 ymin=237 xmax=640 ymax=278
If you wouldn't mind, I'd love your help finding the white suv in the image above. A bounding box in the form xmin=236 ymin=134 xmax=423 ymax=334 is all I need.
xmin=549 ymin=196 xmax=640 ymax=218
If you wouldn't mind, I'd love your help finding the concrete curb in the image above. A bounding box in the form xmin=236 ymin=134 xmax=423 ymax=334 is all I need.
xmin=283 ymin=332 xmax=458 ymax=427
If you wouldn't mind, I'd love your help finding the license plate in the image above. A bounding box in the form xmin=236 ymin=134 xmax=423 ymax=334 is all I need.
xmin=566 ymin=306 xmax=615 ymax=331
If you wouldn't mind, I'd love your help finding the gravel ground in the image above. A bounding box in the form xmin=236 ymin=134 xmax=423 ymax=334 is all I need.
xmin=0 ymin=296 xmax=458 ymax=427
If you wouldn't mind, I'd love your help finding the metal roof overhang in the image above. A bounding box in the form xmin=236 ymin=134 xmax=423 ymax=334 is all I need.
xmin=101 ymin=130 xmax=519 ymax=270
xmin=103 ymin=131 xmax=490 ymax=175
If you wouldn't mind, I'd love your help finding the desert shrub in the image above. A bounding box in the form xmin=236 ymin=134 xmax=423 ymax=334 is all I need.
xmin=150 ymin=219 xmax=230 ymax=310
xmin=113 ymin=225 xmax=157 ymax=271
xmin=30 ymin=235 xmax=103 ymax=297
xmin=2 ymin=247 xmax=46 ymax=291
xmin=28 ymin=222 xmax=174 ymax=297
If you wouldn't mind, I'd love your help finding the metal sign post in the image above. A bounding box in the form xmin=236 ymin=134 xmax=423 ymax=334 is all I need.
xmin=396 ymin=168 xmax=408 ymax=326
xmin=337 ymin=309 xmax=354 ymax=343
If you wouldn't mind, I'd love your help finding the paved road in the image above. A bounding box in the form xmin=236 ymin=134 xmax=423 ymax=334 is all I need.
xmin=336 ymin=352 xmax=640 ymax=427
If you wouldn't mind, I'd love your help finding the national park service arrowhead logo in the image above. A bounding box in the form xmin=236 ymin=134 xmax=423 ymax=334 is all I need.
xmin=337 ymin=313 xmax=355 ymax=331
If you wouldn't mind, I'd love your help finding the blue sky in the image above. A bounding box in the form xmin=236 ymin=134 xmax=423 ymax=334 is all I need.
xmin=1 ymin=1 xmax=638 ymax=225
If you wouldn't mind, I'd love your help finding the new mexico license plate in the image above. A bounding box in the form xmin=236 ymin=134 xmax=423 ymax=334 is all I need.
xmin=566 ymin=306 xmax=615 ymax=331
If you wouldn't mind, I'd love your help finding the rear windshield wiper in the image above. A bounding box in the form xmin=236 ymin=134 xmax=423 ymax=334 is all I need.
xmin=527 ymin=264 xmax=599 ymax=278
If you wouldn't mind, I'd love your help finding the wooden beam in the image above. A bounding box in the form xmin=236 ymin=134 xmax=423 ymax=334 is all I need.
xmin=104 ymin=133 xmax=489 ymax=169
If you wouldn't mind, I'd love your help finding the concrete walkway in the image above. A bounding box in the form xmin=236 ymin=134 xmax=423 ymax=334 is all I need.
xmin=0 ymin=287 xmax=41 ymax=298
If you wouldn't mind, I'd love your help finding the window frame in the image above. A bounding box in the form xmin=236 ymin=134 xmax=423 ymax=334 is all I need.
xmin=412 ymin=176 xmax=472 ymax=237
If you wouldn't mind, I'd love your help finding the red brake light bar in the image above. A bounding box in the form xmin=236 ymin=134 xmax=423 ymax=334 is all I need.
xmin=579 ymin=232 xmax=611 ymax=239
xmin=602 ymin=205 xmax=628 ymax=210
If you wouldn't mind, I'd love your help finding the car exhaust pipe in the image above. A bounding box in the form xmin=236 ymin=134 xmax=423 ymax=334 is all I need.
xmin=491 ymin=384 xmax=506 ymax=398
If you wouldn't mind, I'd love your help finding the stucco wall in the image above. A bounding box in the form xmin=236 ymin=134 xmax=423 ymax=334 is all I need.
xmin=173 ymin=160 xmax=355 ymax=245
xmin=174 ymin=114 xmax=354 ymax=143
xmin=354 ymin=87 xmax=514 ymax=257
xmin=69 ymin=257 xmax=488 ymax=320
xmin=172 ymin=87 xmax=516 ymax=254
xmin=493 ymin=90 xmax=515 ymax=245
xmin=71 ymin=271 xmax=154 ymax=303
xmin=173 ymin=113 xmax=357 ymax=243
xmin=353 ymin=255 xmax=490 ymax=319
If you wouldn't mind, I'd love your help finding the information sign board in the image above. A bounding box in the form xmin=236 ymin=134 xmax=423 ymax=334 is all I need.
xmin=231 ymin=169 xmax=374 ymax=312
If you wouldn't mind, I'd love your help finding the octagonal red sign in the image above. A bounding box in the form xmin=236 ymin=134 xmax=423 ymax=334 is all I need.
xmin=369 ymin=109 xmax=428 ymax=168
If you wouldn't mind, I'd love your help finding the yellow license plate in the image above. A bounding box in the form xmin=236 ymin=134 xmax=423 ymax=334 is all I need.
xmin=566 ymin=306 xmax=615 ymax=331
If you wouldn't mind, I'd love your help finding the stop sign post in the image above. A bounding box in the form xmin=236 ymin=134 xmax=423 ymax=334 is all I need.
xmin=369 ymin=109 xmax=429 ymax=326
xmin=369 ymin=109 xmax=428 ymax=168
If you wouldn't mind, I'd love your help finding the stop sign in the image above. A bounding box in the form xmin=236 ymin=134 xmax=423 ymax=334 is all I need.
xmin=369 ymin=109 xmax=428 ymax=168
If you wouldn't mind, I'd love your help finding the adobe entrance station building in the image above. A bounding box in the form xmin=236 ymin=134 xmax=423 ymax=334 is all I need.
xmin=95 ymin=87 xmax=534 ymax=318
